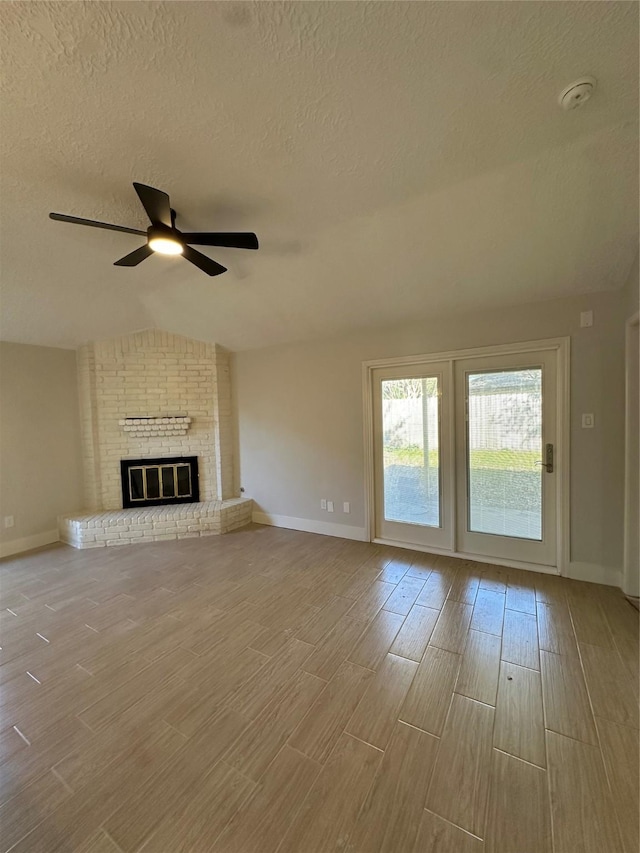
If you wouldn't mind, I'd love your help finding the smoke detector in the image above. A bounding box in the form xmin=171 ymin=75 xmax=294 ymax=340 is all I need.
xmin=559 ymin=77 xmax=597 ymax=111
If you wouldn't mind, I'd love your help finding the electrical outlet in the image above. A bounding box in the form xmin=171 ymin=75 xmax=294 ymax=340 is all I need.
xmin=320 ymin=499 xmax=327 ymax=510
xmin=327 ymin=501 xmax=334 ymax=513
xmin=343 ymin=502 xmax=350 ymax=514
xmin=3 ymin=515 xmax=14 ymax=528
xmin=580 ymin=310 xmax=593 ymax=328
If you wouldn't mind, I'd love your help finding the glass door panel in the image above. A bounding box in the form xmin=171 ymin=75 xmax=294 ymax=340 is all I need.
xmin=467 ymin=368 xmax=543 ymax=540
xmin=373 ymin=362 xmax=453 ymax=550
xmin=382 ymin=376 xmax=441 ymax=527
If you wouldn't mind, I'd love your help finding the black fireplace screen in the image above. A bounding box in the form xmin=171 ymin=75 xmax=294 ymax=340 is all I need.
xmin=120 ymin=456 xmax=199 ymax=508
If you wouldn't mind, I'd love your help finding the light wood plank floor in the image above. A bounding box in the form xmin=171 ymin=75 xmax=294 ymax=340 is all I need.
xmin=1 ymin=525 xmax=638 ymax=853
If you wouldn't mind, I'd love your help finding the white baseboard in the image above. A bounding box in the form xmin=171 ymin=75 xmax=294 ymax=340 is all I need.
xmin=252 ymin=512 xmax=367 ymax=542
xmin=0 ymin=529 xmax=60 ymax=559
xmin=254 ymin=513 xmax=623 ymax=589
xmin=566 ymin=561 xmax=622 ymax=588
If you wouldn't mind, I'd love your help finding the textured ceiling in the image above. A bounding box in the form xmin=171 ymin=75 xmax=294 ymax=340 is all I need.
xmin=1 ymin=1 xmax=638 ymax=351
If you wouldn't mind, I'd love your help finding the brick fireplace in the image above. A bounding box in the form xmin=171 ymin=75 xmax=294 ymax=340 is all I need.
xmin=58 ymin=329 xmax=252 ymax=548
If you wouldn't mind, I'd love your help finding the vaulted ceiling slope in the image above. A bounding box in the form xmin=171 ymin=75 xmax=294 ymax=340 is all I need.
xmin=1 ymin=1 xmax=637 ymax=351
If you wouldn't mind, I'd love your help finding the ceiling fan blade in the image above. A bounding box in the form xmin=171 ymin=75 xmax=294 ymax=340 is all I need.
xmin=49 ymin=212 xmax=146 ymax=235
xmin=114 ymin=244 xmax=154 ymax=267
xmin=133 ymin=182 xmax=172 ymax=227
xmin=183 ymin=245 xmax=227 ymax=276
xmin=181 ymin=232 xmax=259 ymax=250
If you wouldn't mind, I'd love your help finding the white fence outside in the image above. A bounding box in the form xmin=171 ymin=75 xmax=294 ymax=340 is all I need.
xmin=383 ymin=394 xmax=540 ymax=452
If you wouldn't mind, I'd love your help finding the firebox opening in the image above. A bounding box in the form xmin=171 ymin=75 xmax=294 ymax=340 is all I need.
xmin=120 ymin=456 xmax=199 ymax=508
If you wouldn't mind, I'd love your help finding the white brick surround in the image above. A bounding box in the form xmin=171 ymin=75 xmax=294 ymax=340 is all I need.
xmin=64 ymin=328 xmax=251 ymax=549
xmin=77 ymin=329 xmax=230 ymax=509
xmin=59 ymin=499 xmax=253 ymax=548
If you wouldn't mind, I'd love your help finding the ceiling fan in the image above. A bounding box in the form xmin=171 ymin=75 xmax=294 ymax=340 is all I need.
xmin=49 ymin=182 xmax=259 ymax=276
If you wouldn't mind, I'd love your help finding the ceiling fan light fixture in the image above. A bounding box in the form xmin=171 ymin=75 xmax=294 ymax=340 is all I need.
xmin=148 ymin=235 xmax=183 ymax=255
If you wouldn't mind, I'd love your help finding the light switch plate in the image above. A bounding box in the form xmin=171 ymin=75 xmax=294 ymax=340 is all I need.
xmin=581 ymin=413 xmax=594 ymax=428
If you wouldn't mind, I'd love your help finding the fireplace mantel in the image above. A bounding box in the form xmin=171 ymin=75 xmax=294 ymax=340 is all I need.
xmin=119 ymin=416 xmax=192 ymax=437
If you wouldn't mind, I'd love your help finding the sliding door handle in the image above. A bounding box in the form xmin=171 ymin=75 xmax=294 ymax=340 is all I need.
xmin=534 ymin=443 xmax=554 ymax=473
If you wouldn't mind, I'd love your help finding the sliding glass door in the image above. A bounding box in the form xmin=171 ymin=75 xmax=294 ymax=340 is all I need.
xmin=371 ymin=346 xmax=559 ymax=569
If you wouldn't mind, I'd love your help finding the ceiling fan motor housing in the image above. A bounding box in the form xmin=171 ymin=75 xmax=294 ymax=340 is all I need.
xmin=148 ymin=223 xmax=181 ymax=241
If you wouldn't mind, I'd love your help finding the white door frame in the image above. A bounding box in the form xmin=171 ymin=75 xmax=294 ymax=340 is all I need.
xmin=623 ymin=312 xmax=640 ymax=598
xmin=362 ymin=337 xmax=571 ymax=575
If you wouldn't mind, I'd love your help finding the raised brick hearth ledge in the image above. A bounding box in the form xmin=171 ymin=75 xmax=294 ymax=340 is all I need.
xmin=58 ymin=498 xmax=253 ymax=549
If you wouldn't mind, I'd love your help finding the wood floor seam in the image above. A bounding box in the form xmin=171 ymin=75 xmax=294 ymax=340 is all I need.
xmin=422 ymin=807 xmax=485 ymax=841
xmin=50 ymin=766 xmax=75 ymax=794
xmin=593 ymin=713 xmax=640 ymax=733
xmin=340 ymin=731 xmax=386 ymax=753
xmin=491 ymin=746 xmax=546 ymax=771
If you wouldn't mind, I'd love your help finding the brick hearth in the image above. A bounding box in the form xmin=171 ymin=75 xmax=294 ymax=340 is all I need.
xmin=59 ymin=498 xmax=253 ymax=549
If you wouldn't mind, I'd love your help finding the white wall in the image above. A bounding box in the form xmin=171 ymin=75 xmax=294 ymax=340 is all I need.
xmin=235 ymin=288 xmax=629 ymax=584
xmin=0 ymin=341 xmax=83 ymax=555
xmin=622 ymin=253 xmax=639 ymax=596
